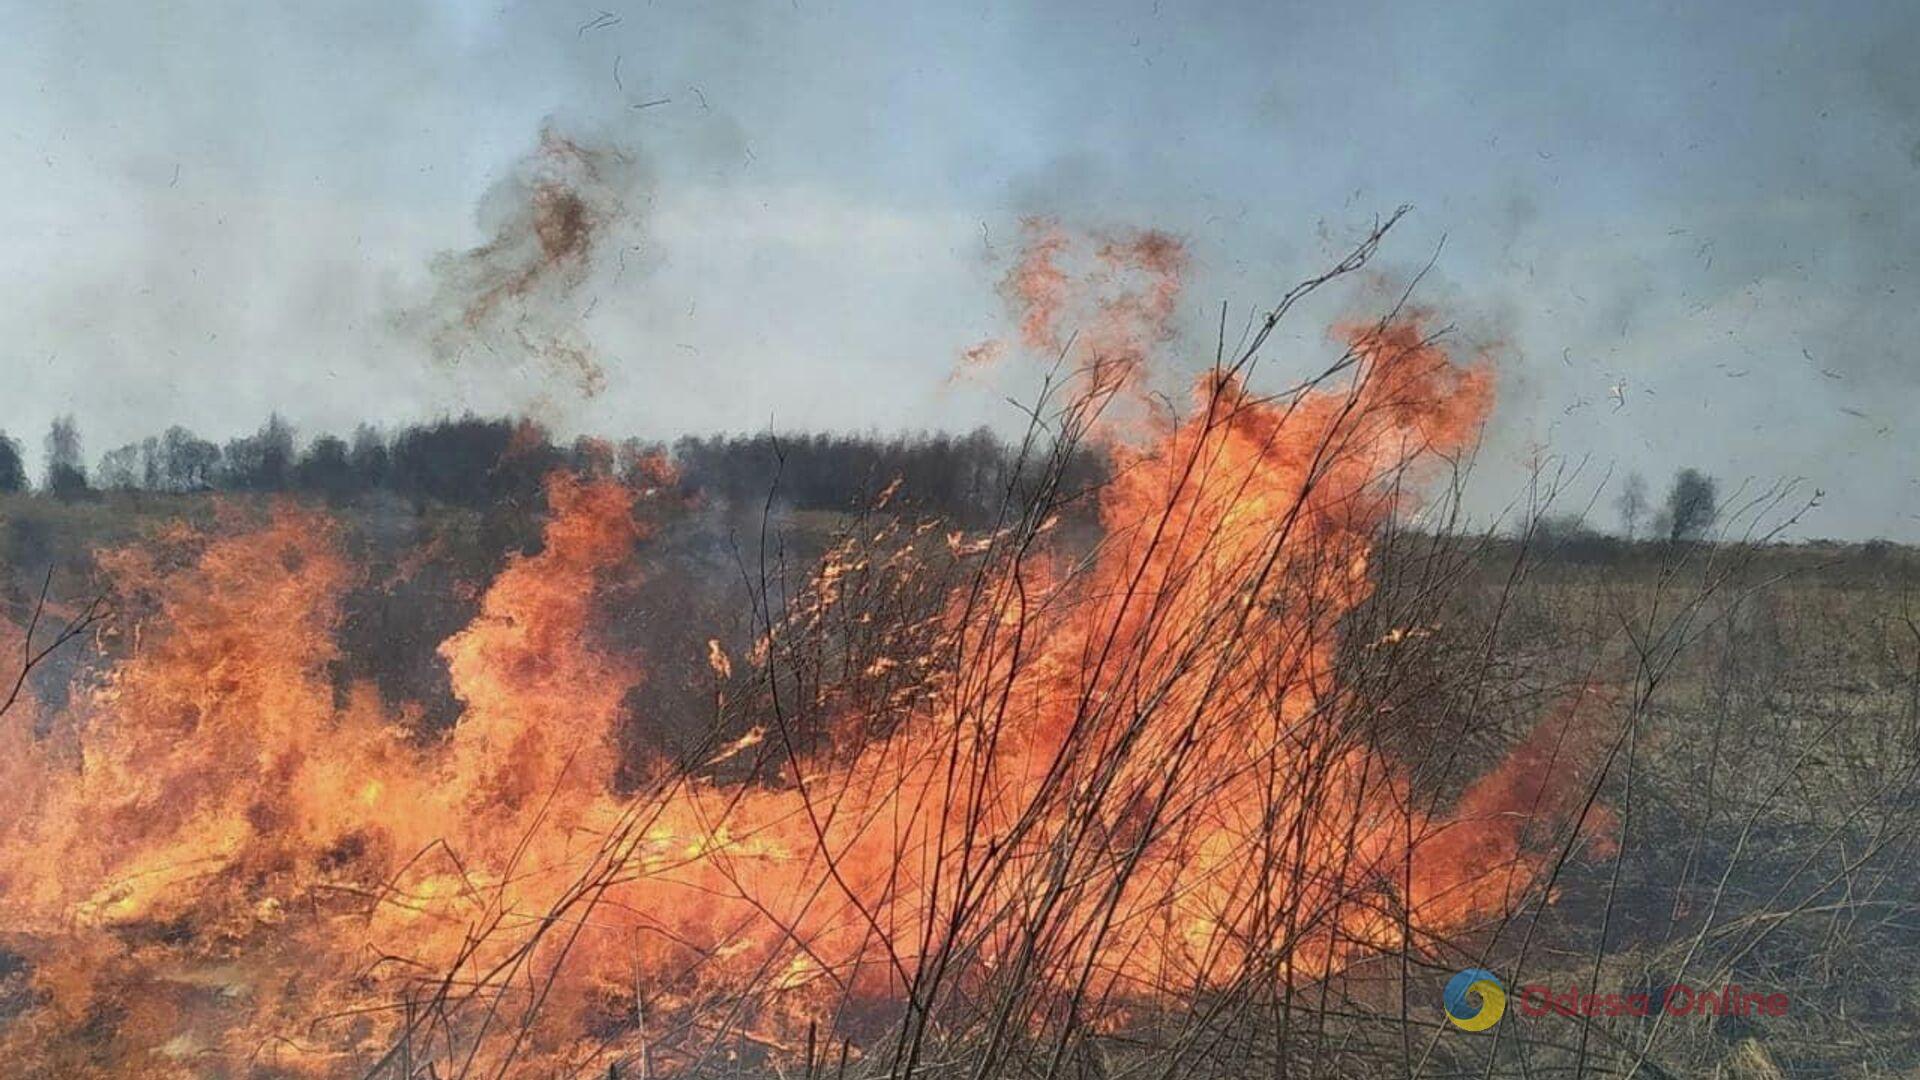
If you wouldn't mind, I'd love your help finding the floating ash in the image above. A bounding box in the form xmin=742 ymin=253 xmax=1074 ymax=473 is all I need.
xmin=405 ymin=125 xmax=649 ymax=399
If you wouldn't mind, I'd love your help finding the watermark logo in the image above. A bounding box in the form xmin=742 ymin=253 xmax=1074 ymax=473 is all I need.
xmin=1519 ymin=982 xmax=1790 ymax=1019
xmin=1444 ymin=968 xmax=1506 ymax=1032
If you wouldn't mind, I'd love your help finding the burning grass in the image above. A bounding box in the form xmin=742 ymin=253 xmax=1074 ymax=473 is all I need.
xmin=3 ymin=216 xmax=1915 ymax=1079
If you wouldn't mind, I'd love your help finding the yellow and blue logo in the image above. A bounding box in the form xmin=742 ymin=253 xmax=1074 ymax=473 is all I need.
xmin=1444 ymin=968 xmax=1506 ymax=1032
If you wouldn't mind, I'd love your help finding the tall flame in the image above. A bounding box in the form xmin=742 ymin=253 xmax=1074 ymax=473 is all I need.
xmin=0 ymin=226 xmax=1609 ymax=1077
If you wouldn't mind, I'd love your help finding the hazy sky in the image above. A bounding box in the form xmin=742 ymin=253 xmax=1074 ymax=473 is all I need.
xmin=3 ymin=0 xmax=1917 ymax=538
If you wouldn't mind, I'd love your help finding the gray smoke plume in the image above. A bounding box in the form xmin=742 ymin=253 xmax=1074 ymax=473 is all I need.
xmin=405 ymin=125 xmax=650 ymax=400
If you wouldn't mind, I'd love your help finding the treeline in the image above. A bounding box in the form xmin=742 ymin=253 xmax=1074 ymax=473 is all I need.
xmin=670 ymin=430 xmax=1107 ymax=523
xmin=0 ymin=415 xmax=1096 ymax=524
xmin=1532 ymin=465 xmax=1723 ymax=549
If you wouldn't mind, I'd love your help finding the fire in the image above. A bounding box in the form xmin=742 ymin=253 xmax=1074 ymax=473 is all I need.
xmin=0 ymin=224 xmax=1610 ymax=1077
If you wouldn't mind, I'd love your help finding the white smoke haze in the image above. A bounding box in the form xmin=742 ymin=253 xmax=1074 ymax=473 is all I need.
xmin=1 ymin=0 xmax=1916 ymax=536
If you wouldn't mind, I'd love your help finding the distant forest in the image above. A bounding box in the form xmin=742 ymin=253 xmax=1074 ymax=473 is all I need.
xmin=0 ymin=414 xmax=1102 ymax=526
xmin=0 ymin=414 xmax=1745 ymax=547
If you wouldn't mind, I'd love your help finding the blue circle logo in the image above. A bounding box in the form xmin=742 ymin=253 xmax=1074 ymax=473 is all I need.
xmin=1445 ymin=968 xmax=1506 ymax=1032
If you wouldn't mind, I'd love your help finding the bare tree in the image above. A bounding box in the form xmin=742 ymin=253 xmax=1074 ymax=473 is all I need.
xmin=0 ymin=431 xmax=25 ymax=493
xmin=139 ymin=436 xmax=162 ymax=489
xmin=159 ymin=426 xmax=221 ymax=491
xmin=43 ymin=415 xmax=87 ymax=498
xmin=1661 ymin=467 xmax=1719 ymax=542
xmin=1616 ymin=471 xmax=1649 ymax=539
xmin=96 ymin=443 xmax=142 ymax=490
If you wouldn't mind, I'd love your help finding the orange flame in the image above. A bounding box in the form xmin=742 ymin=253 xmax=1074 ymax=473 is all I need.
xmin=0 ymin=228 xmax=1610 ymax=1077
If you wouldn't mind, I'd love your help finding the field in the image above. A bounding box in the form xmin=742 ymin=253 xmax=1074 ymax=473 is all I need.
xmin=5 ymin=476 xmax=1919 ymax=1079
xmin=1437 ymin=536 xmax=1920 ymax=1077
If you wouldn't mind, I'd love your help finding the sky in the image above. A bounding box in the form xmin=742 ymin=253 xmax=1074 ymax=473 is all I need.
xmin=2 ymin=0 xmax=1917 ymax=538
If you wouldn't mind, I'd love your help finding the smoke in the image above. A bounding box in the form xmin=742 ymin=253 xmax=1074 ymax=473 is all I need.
xmin=403 ymin=125 xmax=651 ymax=401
